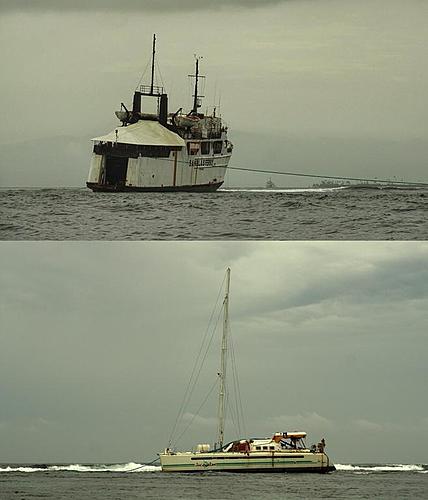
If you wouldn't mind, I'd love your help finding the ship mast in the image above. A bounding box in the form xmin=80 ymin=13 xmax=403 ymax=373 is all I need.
xmin=150 ymin=34 xmax=156 ymax=95
xmin=189 ymin=55 xmax=204 ymax=114
xmin=217 ymin=267 xmax=231 ymax=449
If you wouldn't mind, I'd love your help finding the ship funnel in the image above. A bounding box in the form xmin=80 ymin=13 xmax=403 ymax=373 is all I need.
xmin=132 ymin=91 xmax=142 ymax=122
xmin=159 ymin=94 xmax=168 ymax=126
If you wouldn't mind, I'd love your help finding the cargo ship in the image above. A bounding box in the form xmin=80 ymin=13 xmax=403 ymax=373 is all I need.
xmin=87 ymin=35 xmax=233 ymax=192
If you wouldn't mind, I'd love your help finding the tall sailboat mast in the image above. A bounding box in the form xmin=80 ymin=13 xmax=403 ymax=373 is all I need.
xmin=217 ymin=267 xmax=231 ymax=449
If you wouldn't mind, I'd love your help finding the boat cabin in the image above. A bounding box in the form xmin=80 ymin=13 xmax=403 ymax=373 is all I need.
xmin=217 ymin=432 xmax=309 ymax=454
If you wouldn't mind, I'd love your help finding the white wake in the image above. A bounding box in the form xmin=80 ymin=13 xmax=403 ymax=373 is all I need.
xmin=335 ymin=463 xmax=425 ymax=473
xmin=221 ymin=187 xmax=348 ymax=193
xmin=0 ymin=462 xmax=161 ymax=473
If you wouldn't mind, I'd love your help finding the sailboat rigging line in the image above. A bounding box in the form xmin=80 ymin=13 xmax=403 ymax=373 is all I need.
xmin=225 ymin=394 xmax=238 ymax=437
xmin=224 ymin=336 xmax=243 ymax=438
xmin=223 ymin=388 xmax=234 ymax=435
xmin=174 ymin=377 xmax=219 ymax=447
xmin=223 ymin=340 xmax=239 ymax=438
xmin=171 ymin=306 xmax=223 ymax=446
xmin=126 ymin=457 xmax=160 ymax=472
xmin=167 ymin=273 xmax=227 ymax=447
xmin=224 ymin=380 xmax=241 ymax=439
xmin=218 ymin=166 xmax=428 ymax=187
xmin=230 ymin=330 xmax=246 ymax=436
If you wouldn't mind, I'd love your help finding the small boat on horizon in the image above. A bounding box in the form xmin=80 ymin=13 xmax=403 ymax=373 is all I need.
xmin=311 ymin=179 xmax=351 ymax=189
xmin=159 ymin=268 xmax=335 ymax=473
xmin=265 ymin=177 xmax=277 ymax=189
xmin=87 ymin=35 xmax=233 ymax=193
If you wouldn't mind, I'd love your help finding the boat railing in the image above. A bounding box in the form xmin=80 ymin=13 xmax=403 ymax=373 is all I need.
xmin=139 ymin=84 xmax=164 ymax=96
xmin=187 ymin=131 xmax=223 ymax=140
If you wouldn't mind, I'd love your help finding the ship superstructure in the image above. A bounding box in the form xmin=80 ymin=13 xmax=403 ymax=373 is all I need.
xmin=160 ymin=432 xmax=334 ymax=473
xmin=87 ymin=35 xmax=233 ymax=192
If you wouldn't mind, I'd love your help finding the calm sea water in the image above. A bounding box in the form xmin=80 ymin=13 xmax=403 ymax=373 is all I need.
xmin=1 ymin=187 xmax=427 ymax=240
xmin=0 ymin=463 xmax=426 ymax=499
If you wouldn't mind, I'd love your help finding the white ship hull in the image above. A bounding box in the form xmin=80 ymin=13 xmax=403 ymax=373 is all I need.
xmin=87 ymin=149 xmax=231 ymax=192
xmin=159 ymin=450 xmax=335 ymax=473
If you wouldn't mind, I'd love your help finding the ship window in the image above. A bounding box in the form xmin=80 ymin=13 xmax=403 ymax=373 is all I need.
xmin=213 ymin=141 xmax=222 ymax=154
xmin=256 ymin=446 xmax=261 ymax=450
xmin=201 ymin=142 xmax=210 ymax=155
xmin=262 ymin=446 xmax=268 ymax=450
xmin=93 ymin=142 xmax=172 ymax=158
xmin=187 ymin=142 xmax=199 ymax=156
xmin=270 ymin=446 xmax=275 ymax=450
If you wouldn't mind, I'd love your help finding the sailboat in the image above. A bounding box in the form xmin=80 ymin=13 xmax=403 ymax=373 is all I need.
xmin=159 ymin=269 xmax=335 ymax=473
xmin=87 ymin=35 xmax=232 ymax=192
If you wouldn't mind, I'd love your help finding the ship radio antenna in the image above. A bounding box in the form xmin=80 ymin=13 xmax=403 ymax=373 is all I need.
xmin=150 ymin=34 xmax=156 ymax=95
xmin=217 ymin=267 xmax=231 ymax=449
xmin=189 ymin=55 xmax=204 ymax=114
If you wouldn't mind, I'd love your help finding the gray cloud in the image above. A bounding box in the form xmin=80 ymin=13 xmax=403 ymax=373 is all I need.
xmin=0 ymin=0 xmax=286 ymax=13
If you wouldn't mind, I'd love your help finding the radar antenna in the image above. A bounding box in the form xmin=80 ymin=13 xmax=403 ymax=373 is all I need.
xmin=189 ymin=55 xmax=205 ymax=115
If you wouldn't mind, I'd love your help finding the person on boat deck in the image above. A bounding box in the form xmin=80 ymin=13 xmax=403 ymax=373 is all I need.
xmin=317 ymin=438 xmax=326 ymax=453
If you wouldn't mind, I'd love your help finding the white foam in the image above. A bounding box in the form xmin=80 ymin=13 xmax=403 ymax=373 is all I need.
xmin=335 ymin=463 xmax=424 ymax=472
xmin=0 ymin=462 xmax=161 ymax=473
xmin=221 ymin=187 xmax=348 ymax=193
xmin=2 ymin=462 xmax=424 ymax=474
xmin=0 ymin=466 xmax=43 ymax=473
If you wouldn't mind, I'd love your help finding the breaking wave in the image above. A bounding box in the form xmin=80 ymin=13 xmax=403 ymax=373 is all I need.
xmin=335 ymin=463 xmax=426 ymax=473
xmin=1 ymin=462 xmax=426 ymax=474
xmin=0 ymin=462 xmax=161 ymax=473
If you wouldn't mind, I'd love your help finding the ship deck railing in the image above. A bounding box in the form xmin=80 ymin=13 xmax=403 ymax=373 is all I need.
xmin=139 ymin=84 xmax=164 ymax=96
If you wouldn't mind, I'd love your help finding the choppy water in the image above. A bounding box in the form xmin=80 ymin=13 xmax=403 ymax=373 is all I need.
xmin=1 ymin=187 xmax=427 ymax=240
xmin=0 ymin=463 xmax=426 ymax=499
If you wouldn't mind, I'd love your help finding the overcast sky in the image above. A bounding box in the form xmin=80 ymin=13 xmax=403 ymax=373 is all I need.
xmin=1 ymin=241 xmax=427 ymax=464
xmin=1 ymin=0 xmax=427 ymax=187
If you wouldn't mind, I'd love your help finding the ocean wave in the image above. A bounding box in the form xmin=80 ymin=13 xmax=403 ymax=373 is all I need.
xmin=335 ymin=463 xmax=425 ymax=473
xmin=1 ymin=462 xmax=425 ymax=474
xmin=2 ymin=187 xmax=427 ymax=240
xmin=0 ymin=462 xmax=161 ymax=473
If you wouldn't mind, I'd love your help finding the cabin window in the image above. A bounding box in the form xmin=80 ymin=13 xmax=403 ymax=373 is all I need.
xmin=93 ymin=142 xmax=172 ymax=158
xmin=270 ymin=446 xmax=275 ymax=450
xmin=213 ymin=141 xmax=222 ymax=154
xmin=187 ymin=142 xmax=199 ymax=156
xmin=262 ymin=446 xmax=268 ymax=450
xmin=256 ymin=446 xmax=261 ymax=450
xmin=201 ymin=142 xmax=210 ymax=155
